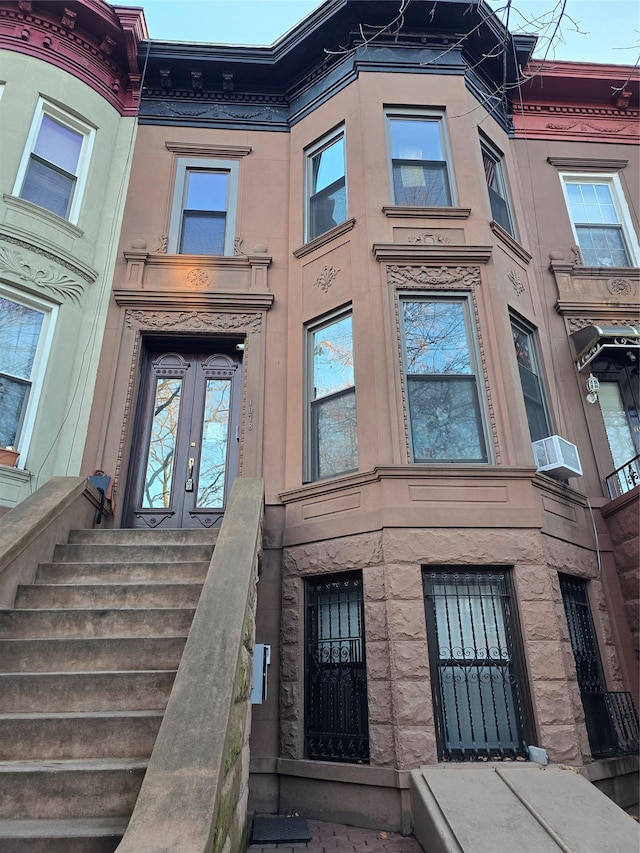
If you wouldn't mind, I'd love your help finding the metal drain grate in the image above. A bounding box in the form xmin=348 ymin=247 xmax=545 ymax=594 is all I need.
xmin=252 ymin=815 xmax=311 ymax=843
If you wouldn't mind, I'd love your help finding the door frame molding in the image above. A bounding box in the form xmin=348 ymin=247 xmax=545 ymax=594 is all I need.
xmin=108 ymin=290 xmax=274 ymax=526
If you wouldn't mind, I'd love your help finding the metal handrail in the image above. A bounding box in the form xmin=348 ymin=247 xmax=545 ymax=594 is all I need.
xmin=605 ymin=454 xmax=640 ymax=499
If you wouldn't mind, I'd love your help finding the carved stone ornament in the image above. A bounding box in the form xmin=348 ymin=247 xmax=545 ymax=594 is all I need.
xmin=234 ymin=236 xmax=245 ymax=256
xmin=567 ymin=316 xmax=640 ymax=333
xmin=407 ymin=233 xmax=452 ymax=245
xmin=546 ymin=120 xmax=635 ymax=136
xmin=508 ymin=270 xmax=525 ymax=296
xmin=0 ymin=246 xmax=84 ymax=304
xmin=315 ymin=265 xmax=340 ymax=292
xmin=156 ymin=235 xmax=168 ymax=253
xmin=607 ymin=277 xmax=633 ymax=296
xmin=186 ymin=268 xmax=211 ymax=287
xmin=387 ymin=265 xmax=481 ymax=289
xmin=125 ymin=310 xmax=263 ymax=334
xmin=571 ymin=246 xmax=584 ymax=266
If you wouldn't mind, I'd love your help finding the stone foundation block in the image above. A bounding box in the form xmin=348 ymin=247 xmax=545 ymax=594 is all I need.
xmin=387 ymin=599 xmax=428 ymax=642
xmin=386 ymin=564 xmax=423 ymax=600
xmin=366 ymin=640 xmax=391 ymax=680
xmin=369 ymin=723 xmax=396 ymax=766
xmin=393 ymin=680 xmax=432 ymax=727
xmin=395 ymin=726 xmax=434 ymax=769
xmin=390 ymin=641 xmax=430 ymax=680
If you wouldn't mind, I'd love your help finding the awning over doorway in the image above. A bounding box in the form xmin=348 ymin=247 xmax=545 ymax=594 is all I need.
xmin=570 ymin=325 xmax=640 ymax=371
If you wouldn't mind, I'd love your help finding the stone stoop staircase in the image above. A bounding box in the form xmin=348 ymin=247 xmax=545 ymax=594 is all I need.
xmin=0 ymin=527 xmax=217 ymax=853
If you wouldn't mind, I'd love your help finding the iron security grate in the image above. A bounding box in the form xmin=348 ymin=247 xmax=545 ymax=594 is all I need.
xmin=251 ymin=816 xmax=311 ymax=843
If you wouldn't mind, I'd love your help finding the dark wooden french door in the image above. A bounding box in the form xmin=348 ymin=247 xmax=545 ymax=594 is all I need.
xmin=125 ymin=342 xmax=242 ymax=529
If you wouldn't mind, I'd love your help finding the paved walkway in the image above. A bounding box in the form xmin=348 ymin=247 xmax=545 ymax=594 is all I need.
xmin=247 ymin=818 xmax=423 ymax=853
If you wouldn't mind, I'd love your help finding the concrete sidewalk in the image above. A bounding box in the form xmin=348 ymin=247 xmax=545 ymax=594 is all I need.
xmin=246 ymin=818 xmax=424 ymax=852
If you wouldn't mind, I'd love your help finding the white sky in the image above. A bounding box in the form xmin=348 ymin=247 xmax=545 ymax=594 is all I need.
xmin=117 ymin=0 xmax=640 ymax=66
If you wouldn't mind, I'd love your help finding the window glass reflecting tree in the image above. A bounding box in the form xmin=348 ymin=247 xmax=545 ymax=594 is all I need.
xmin=0 ymin=296 xmax=46 ymax=449
xmin=401 ymin=299 xmax=487 ymax=462
xmin=308 ymin=312 xmax=357 ymax=480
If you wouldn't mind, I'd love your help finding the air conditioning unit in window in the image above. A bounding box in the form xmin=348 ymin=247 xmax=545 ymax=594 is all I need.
xmin=532 ymin=435 xmax=583 ymax=479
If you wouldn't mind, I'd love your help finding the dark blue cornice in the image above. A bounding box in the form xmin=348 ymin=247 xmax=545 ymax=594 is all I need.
xmin=138 ymin=0 xmax=534 ymax=132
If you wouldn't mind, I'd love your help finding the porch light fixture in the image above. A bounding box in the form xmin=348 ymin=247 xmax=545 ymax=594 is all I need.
xmin=586 ymin=373 xmax=600 ymax=404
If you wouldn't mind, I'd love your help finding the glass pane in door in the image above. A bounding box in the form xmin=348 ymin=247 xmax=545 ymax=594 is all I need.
xmin=142 ymin=377 xmax=182 ymax=508
xmin=197 ymin=378 xmax=231 ymax=507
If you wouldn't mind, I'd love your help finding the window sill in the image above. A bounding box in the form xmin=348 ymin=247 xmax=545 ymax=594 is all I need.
xmin=293 ymin=218 xmax=356 ymax=259
xmin=490 ymin=221 xmax=531 ymax=264
xmin=382 ymin=205 xmax=471 ymax=220
xmin=3 ymin=195 xmax=84 ymax=238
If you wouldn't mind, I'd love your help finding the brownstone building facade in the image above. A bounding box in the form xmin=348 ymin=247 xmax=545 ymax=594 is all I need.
xmin=81 ymin=0 xmax=639 ymax=829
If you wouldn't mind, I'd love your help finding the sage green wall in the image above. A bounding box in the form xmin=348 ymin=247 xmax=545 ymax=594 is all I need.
xmin=0 ymin=50 xmax=137 ymax=508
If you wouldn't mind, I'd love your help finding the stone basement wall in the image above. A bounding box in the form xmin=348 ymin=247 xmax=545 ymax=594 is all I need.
xmin=281 ymin=526 xmax=589 ymax=771
xmin=213 ymin=582 xmax=257 ymax=853
xmin=602 ymin=488 xmax=640 ymax=658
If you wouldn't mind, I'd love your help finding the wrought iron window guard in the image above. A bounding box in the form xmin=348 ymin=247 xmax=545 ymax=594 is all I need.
xmin=581 ymin=690 xmax=639 ymax=759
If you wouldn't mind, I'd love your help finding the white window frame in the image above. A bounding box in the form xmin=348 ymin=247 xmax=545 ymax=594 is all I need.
xmin=304 ymin=126 xmax=347 ymax=243
xmin=385 ymin=108 xmax=457 ymax=207
xmin=480 ymin=135 xmax=516 ymax=238
xmin=559 ymin=172 xmax=639 ymax=268
xmin=305 ymin=307 xmax=358 ymax=482
xmin=399 ymin=293 xmax=489 ymax=463
xmin=12 ymin=98 xmax=95 ymax=225
xmin=167 ymin=157 xmax=239 ymax=256
xmin=0 ymin=285 xmax=57 ymax=461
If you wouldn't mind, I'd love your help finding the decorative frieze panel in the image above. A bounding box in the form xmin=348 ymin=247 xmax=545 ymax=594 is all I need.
xmin=0 ymin=243 xmax=90 ymax=304
xmin=387 ymin=264 xmax=481 ymax=289
xmin=125 ymin=309 xmax=263 ymax=334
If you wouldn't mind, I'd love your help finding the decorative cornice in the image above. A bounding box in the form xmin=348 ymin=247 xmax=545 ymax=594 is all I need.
xmin=556 ymin=301 xmax=640 ymax=318
xmin=0 ymin=1 xmax=148 ymax=115
xmin=373 ymin=244 xmax=492 ymax=264
xmin=490 ymin=222 xmax=532 ymax=264
xmin=122 ymin=251 xmax=272 ymax=272
xmin=547 ymin=157 xmax=628 ymax=171
xmin=383 ymin=206 xmax=471 ymax=220
xmin=292 ymin=218 xmax=355 ymax=259
xmin=165 ymin=142 xmax=252 ymax=158
xmin=0 ymin=225 xmax=98 ymax=283
xmin=114 ymin=288 xmax=274 ymax=314
xmin=3 ymin=194 xmax=83 ymax=239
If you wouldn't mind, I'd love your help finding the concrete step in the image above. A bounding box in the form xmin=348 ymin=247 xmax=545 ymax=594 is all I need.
xmin=52 ymin=543 xmax=214 ymax=564
xmin=0 ymin=759 xmax=146 ymax=819
xmin=0 ymin=670 xmax=176 ymax=713
xmin=0 ymin=817 xmax=127 ymax=853
xmin=69 ymin=528 xmax=217 ymax=546
xmin=0 ymin=637 xmax=187 ymax=672
xmin=15 ymin=582 xmax=203 ymax=610
xmin=35 ymin=561 xmax=210 ymax=584
xmin=0 ymin=711 xmax=162 ymax=760
xmin=0 ymin=607 xmax=195 ymax=639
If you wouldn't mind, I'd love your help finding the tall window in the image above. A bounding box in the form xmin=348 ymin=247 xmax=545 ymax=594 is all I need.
xmin=168 ymin=158 xmax=239 ymax=255
xmin=481 ymin=139 xmax=515 ymax=237
xmin=307 ymin=311 xmax=357 ymax=481
xmin=401 ymin=298 xmax=487 ymax=462
xmin=306 ymin=129 xmax=346 ymax=241
xmin=511 ymin=316 xmax=552 ymax=442
xmin=305 ymin=574 xmax=369 ymax=762
xmin=560 ymin=174 xmax=637 ymax=268
xmin=0 ymin=291 xmax=54 ymax=455
xmin=423 ymin=570 xmax=528 ymax=760
xmin=14 ymin=100 xmax=94 ymax=223
xmin=387 ymin=111 xmax=453 ymax=206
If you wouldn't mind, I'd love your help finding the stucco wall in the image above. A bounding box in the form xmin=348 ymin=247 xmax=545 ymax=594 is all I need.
xmin=0 ymin=49 xmax=137 ymax=507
